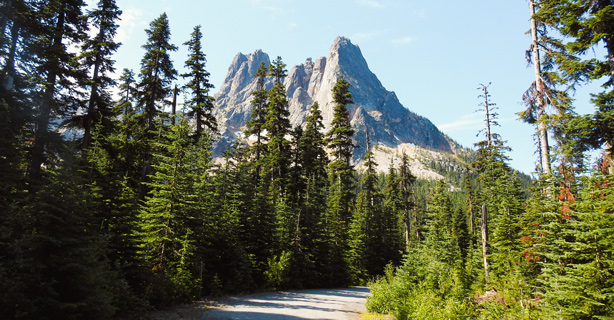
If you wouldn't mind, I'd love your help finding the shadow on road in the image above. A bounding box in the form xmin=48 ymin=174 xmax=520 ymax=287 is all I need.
xmin=201 ymin=287 xmax=369 ymax=320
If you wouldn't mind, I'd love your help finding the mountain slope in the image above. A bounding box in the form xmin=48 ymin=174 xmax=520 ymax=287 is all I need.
xmin=213 ymin=36 xmax=463 ymax=177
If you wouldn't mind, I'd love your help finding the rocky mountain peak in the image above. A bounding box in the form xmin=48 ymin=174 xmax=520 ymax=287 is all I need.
xmin=213 ymin=36 xmax=454 ymax=165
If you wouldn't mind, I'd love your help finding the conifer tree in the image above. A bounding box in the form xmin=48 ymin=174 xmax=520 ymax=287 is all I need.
xmin=535 ymin=0 xmax=614 ymax=171
xmin=526 ymin=0 xmax=552 ymax=173
xmin=348 ymin=133 xmax=377 ymax=282
xmin=84 ymin=118 xmax=144 ymax=298
xmin=71 ymin=0 xmax=121 ymax=149
xmin=390 ymin=152 xmax=417 ymax=247
xmin=298 ymin=102 xmax=329 ymax=222
xmin=533 ymin=172 xmax=614 ymax=318
xmin=425 ymin=181 xmax=462 ymax=267
xmin=349 ymin=132 xmax=400 ymax=280
xmin=201 ymin=152 xmax=256 ymax=294
xmin=182 ymin=25 xmax=216 ymax=140
xmin=2 ymin=149 xmax=121 ymax=319
xmin=229 ymin=140 xmax=276 ymax=287
xmin=296 ymin=102 xmax=330 ymax=287
xmin=0 ymin=0 xmax=32 ymax=198
xmin=138 ymin=118 xmax=201 ymax=304
xmin=118 ymin=68 xmax=137 ymax=106
xmin=325 ymin=76 xmax=356 ymax=286
xmin=136 ymin=13 xmax=177 ymax=200
xmin=1 ymin=0 xmax=32 ymax=91
xmin=521 ymin=0 xmax=572 ymax=172
xmin=245 ymin=61 xmax=269 ymax=168
xmin=473 ymin=84 xmax=524 ymax=281
xmin=27 ymin=0 xmax=88 ymax=185
xmin=264 ymin=56 xmax=291 ymax=194
xmin=474 ymin=143 xmax=524 ymax=275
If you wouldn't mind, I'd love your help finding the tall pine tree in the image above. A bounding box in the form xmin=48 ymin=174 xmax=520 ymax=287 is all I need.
xmin=70 ymin=0 xmax=121 ymax=149
xmin=325 ymin=76 xmax=356 ymax=286
xmin=135 ymin=12 xmax=177 ymax=201
xmin=182 ymin=25 xmax=216 ymax=140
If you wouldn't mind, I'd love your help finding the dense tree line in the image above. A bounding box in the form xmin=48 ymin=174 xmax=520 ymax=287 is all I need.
xmin=0 ymin=2 xmax=418 ymax=318
xmin=367 ymin=1 xmax=614 ymax=318
xmin=2 ymin=1 xmax=611 ymax=320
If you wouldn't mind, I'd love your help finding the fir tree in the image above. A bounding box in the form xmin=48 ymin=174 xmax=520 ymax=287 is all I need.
xmin=264 ymin=56 xmax=291 ymax=194
xmin=2 ymin=149 xmax=121 ymax=319
xmin=325 ymin=76 xmax=356 ymax=286
xmin=296 ymin=102 xmax=331 ymax=287
xmin=182 ymin=25 xmax=216 ymax=140
xmin=535 ymin=0 xmax=614 ymax=171
xmin=70 ymin=0 xmax=122 ymax=149
xmin=520 ymin=0 xmax=572 ymax=172
xmin=392 ymin=152 xmax=417 ymax=247
xmin=118 ymin=68 xmax=137 ymax=106
xmin=202 ymin=153 xmax=256 ymax=294
xmin=137 ymin=13 xmax=177 ymax=131
xmin=136 ymin=12 xmax=177 ymax=201
xmin=27 ymin=0 xmax=88 ymax=185
xmin=138 ymin=118 xmax=201 ymax=305
xmin=245 ymin=61 xmax=269 ymax=168
xmin=535 ymin=172 xmax=614 ymax=318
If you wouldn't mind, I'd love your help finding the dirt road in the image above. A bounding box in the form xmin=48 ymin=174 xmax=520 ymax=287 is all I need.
xmin=200 ymin=287 xmax=369 ymax=320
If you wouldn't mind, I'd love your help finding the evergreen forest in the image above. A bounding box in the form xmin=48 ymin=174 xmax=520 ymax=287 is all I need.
xmin=0 ymin=1 xmax=613 ymax=319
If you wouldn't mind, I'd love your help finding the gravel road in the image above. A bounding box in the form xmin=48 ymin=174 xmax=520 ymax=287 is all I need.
xmin=200 ymin=287 xmax=370 ymax=320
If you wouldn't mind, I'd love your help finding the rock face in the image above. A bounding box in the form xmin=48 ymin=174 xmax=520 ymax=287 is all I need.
xmin=213 ymin=36 xmax=453 ymax=159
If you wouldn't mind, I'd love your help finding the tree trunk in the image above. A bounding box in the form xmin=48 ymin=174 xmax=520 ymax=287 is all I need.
xmin=530 ymin=0 xmax=551 ymax=173
xmin=481 ymin=204 xmax=490 ymax=284
xmin=3 ymin=20 xmax=19 ymax=90
xmin=469 ymin=204 xmax=474 ymax=235
xmin=482 ymin=85 xmax=492 ymax=147
xmin=603 ymin=25 xmax=614 ymax=169
xmin=401 ymin=169 xmax=411 ymax=247
xmin=83 ymin=49 xmax=102 ymax=150
xmin=171 ymin=84 xmax=178 ymax=125
xmin=29 ymin=7 xmax=65 ymax=185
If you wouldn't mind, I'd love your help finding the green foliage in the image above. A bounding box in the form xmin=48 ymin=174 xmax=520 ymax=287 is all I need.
xmin=66 ymin=0 xmax=122 ymax=149
xmin=182 ymin=24 xmax=216 ymax=137
xmin=534 ymin=173 xmax=614 ymax=319
xmin=5 ymin=3 xmax=614 ymax=319
xmin=1 ymin=149 xmax=123 ymax=320
xmin=245 ymin=61 xmax=270 ymax=163
xmin=264 ymin=56 xmax=291 ymax=194
xmin=534 ymin=0 xmax=614 ymax=165
xmin=137 ymin=13 xmax=177 ymax=125
xmin=265 ymin=251 xmax=292 ymax=289
xmin=367 ymin=250 xmax=476 ymax=320
xmin=27 ymin=0 xmax=89 ymax=185
xmin=138 ymin=118 xmax=204 ymax=304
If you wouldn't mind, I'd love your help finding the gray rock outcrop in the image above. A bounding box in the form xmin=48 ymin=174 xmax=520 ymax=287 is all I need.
xmin=213 ymin=36 xmax=453 ymax=158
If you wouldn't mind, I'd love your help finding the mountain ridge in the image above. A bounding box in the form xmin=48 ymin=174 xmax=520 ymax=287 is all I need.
xmin=212 ymin=36 xmax=463 ymax=176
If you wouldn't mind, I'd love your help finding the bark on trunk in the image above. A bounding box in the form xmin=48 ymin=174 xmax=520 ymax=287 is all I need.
xmin=83 ymin=52 xmax=102 ymax=150
xmin=3 ymin=21 xmax=19 ymax=90
xmin=530 ymin=0 xmax=551 ymax=174
xmin=482 ymin=85 xmax=492 ymax=147
xmin=469 ymin=204 xmax=474 ymax=235
xmin=481 ymin=204 xmax=490 ymax=284
xmin=29 ymin=8 xmax=65 ymax=185
xmin=171 ymin=84 xmax=178 ymax=125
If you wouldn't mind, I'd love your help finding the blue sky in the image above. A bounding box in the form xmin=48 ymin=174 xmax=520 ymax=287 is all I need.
xmin=96 ymin=0 xmax=604 ymax=174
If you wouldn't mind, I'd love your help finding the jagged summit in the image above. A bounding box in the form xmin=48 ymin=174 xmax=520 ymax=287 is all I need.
xmin=213 ymin=36 xmax=454 ymax=166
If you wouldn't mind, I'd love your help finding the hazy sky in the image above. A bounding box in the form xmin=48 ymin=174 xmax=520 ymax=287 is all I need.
xmin=94 ymin=0 xmax=604 ymax=174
